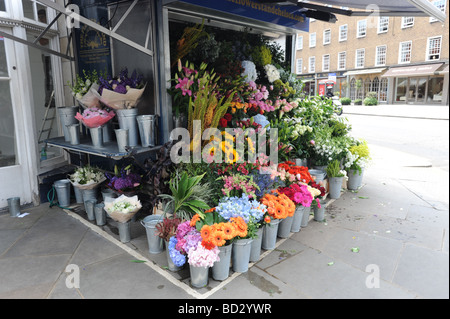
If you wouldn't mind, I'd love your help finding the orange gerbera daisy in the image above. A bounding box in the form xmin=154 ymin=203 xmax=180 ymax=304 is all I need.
xmin=190 ymin=214 xmax=201 ymax=227
xmin=200 ymin=225 xmax=213 ymax=241
xmin=222 ymin=222 xmax=236 ymax=240
xmin=211 ymin=230 xmax=226 ymax=247
xmin=201 ymin=240 xmax=216 ymax=250
xmin=274 ymin=204 xmax=287 ymax=219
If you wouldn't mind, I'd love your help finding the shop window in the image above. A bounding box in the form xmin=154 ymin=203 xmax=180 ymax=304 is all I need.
xmin=364 ymin=78 xmax=372 ymax=98
xmin=427 ymin=77 xmax=444 ymax=103
xmin=338 ymin=51 xmax=346 ymax=70
xmin=396 ymin=77 xmax=408 ymax=102
xmin=399 ymin=41 xmax=412 ymax=64
xmin=378 ymin=17 xmax=389 ymax=34
xmin=427 ymin=36 xmax=442 ymax=61
xmin=372 ymin=77 xmax=380 ymax=99
xmin=22 ymin=0 xmax=48 ymax=23
xmin=379 ymin=78 xmax=388 ymax=102
xmin=357 ymin=20 xmax=367 ymax=38
xmin=350 ymin=78 xmax=356 ymax=100
xmin=339 ymin=25 xmax=347 ymax=42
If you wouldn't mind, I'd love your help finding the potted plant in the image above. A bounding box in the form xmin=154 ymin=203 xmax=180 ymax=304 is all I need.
xmin=155 ymin=216 xmax=182 ymax=271
xmin=326 ymin=159 xmax=346 ymax=199
xmin=344 ymin=139 xmax=371 ymax=190
xmin=309 ymin=180 xmax=327 ymax=222
xmin=158 ymin=171 xmax=211 ymax=221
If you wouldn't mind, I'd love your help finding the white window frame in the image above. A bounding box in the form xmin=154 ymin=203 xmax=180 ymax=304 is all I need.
xmin=401 ymin=17 xmax=415 ymax=28
xmin=0 ymin=0 xmax=10 ymax=18
xmin=355 ymin=48 xmax=365 ymax=68
xmin=309 ymin=56 xmax=316 ymax=73
xmin=430 ymin=0 xmax=447 ymax=23
xmin=323 ymin=29 xmax=331 ymax=45
xmin=20 ymin=0 xmax=58 ymax=31
xmin=378 ymin=17 xmax=389 ymax=34
xmin=426 ymin=36 xmax=442 ymax=61
xmin=296 ymin=58 xmax=303 ymax=74
xmin=398 ymin=41 xmax=412 ymax=64
xmin=322 ymin=54 xmax=330 ymax=72
xmin=357 ymin=20 xmax=367 ymax=38
xmin=375 ymin=45 xmax=387 ymax=66
xmin=309 ymin=32 xmax=316 ymax=48
xmin=296 ymin=35 xmax=303 ymax=50
xmin=339 ymin=24 xmax=348 ymax=42
xmin=337 ymin=51 xmax=346 ymax=70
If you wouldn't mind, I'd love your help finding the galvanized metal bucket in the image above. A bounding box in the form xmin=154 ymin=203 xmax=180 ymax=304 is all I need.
xmin=89 ymin=127 xmax=103 ymax=148
xmin=67 ymin=124 xmax=80 ymax=145
xmin=262 ymin=218 xmax=281 ymax=250
xmin=7 ymin=197 xmax=20 ymax=217
xmin=85 ymin=199 xmax=97 ymax=221
xmin=190 ymin=265 xmax=209 ymax=288
xmin=94 ymin=203 xmax=106 ymax=226
xmin=136 ymin=115 xmax=157 ymax=147
xmin=117 ymin=221 xmax=131 ymax=243
xmin=291 ymin=205 xmax=305 ymax=233
xmin=212 ymin=243 xmax=233 ymax=281
xmin=232 ymin=238 xmax=253 ymax=273
xmin=54 ymin=179 xmax=71 ymax=207
xmin=278 ymin=215 xmax=294 ymax=238
xmin=249 ymin=227 xmax=263 ymax=263
xmin=57 ymin=106 xmax=79 ymax=142
xmin=117 ymin=108 xmax=139 ymax=147
xmin=114 ymin=129 xmax=129 ymax=152
xmin=141 ymin=215 xmax=164 ymax=254
xmin=329 ymin=176 xmax=344 ymax=199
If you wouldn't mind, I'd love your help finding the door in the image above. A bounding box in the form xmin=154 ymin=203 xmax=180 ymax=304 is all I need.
xmin=0 ymin=29 xmax=34 ymax=208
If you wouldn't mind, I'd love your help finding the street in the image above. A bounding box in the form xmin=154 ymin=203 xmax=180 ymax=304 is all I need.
xmin=344 ymin=106 xmax=449 ymax=210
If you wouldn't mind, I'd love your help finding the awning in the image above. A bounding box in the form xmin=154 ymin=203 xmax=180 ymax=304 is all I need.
xmin=438 ymin=64 xmax=449 ymax=75
xmin=382 ymin=63 xmax=443 ymax=77
xmin=344 ymin=68 xmax=386 ymax=76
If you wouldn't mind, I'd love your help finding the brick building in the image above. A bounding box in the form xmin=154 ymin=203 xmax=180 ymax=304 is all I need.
xmin=294 ymin=0 xmax=449 ymax=105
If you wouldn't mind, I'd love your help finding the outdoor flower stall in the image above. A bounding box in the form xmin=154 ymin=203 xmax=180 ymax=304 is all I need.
xmin=46 ymin=19 xmax=371 ymax=290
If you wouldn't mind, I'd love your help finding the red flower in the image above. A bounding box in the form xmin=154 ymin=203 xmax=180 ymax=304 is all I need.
xmin=219 ymin=118 xmax=228 ymax=127
xmin=224 ymin=113 xmax=232 ymax=121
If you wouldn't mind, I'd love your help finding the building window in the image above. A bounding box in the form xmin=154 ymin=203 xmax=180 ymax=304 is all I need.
xmin=378 ymin=17 xmax=389 ymax=33
xmin=401 ymin=17 xmax=415 ymax=28
xmin=427 ymin=77 xmax=444 ymax=102
xmin=22 ymin=0 xmax=49 ymax=23
xmin=322 ymin=54 xmax=330 ymax=72
xmin=339 ymin=24 xmax=348 ymax=42
xmin=309 ymin=56 xmax=315 ymax=73
xmin=364 ymin=78 xmax=372 ymax=98
xmin=372 ymin=77 xmax=380 ymax=98
xmin=296 ymin=58 xmax=303 ymax=74
xmin=379 ymin=78 xmax=388 ymax=102
xmin=323 ymin=29 xmax=331 ymax=45
xmin=427 ymin=36 xmax=442 ymax=61
xmin=375 ymin=45 xmax=387 ymax=66
xmin=338 ymin=52 xmax=346 ymax=70
xmin=309 ymin=33 xmax=316 ymax=48
xmin=350 ymin=78 xmax=357 ymax=100
xmin=357 ymin=20 xmax=367 ymax=38
xmin=355 ymin=49 xmax=365 ymax=68
xmin=430 ymin=0 xmax=447 ymax=23
xmin=296 ymin=35 xmax=303 ymax=50
xmin=0 ymin=0 xmax=6 ymax=12
xmin=399 ymin=41 xmax=412 ymax=63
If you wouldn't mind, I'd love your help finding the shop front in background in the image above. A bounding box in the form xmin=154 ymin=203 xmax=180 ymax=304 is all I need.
xmin=394 ymin=75 xmax=445 ymax=104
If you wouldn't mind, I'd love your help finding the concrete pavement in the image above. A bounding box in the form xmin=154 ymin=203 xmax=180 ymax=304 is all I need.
xmin=343 ymin=104 xmax=449 ymax=120
xmin=1 ymin=164 xmax=448 ymax=299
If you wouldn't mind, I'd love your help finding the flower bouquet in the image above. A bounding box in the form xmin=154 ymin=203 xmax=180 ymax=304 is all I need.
xmin=69 ymin=165 xmax=106 ymax=190
xmin=168 ymin=221 xmax=203 ymax=268
xmin=68 ymin=69 xmax=102 ymax=109
xmin=104 ymin=195 xmax=142 ymax=223
xmin=105 ymin=164 xmax=142 ymax=194
xmin=260 ymin=191 xmax=295 ymax=221
xmin=75 ymin=107 xmax=115 ymax=129
xmin=97 ymin=68 xmax=146 ymax=110
xmin=277 ymin=183 xmax=313 ymax=208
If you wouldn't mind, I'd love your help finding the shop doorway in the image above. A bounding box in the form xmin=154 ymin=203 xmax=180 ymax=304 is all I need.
xmin=0 ymin=29 xmax=35 ymax=207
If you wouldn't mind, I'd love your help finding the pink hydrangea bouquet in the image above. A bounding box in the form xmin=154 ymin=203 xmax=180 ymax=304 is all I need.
xmin=187 ymin=242 xmax=220 ymax=268
xmin=75 ymin=107 xmax=115 ymax=129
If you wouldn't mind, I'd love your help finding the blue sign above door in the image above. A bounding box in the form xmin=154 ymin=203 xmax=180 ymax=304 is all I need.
xmin=170 ymin=0 xmax=309 ymax=32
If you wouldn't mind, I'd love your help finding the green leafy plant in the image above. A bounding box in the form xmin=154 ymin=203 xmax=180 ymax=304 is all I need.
xmin=340 ymin=97 xmax=351 ymax=105
xmin=364 ymin=97 xmax=378 ymax=106
xmin=158 ymin=171 xmax=211 ymax=221
xmin=326 ymin=159 xmax=345 ymax=177
xmin=354 ymin=99 xmax=363 ymax=105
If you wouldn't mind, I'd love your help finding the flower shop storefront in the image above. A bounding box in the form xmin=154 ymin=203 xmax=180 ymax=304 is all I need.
xmin=1 ymin=0 xmax=441 ymax=294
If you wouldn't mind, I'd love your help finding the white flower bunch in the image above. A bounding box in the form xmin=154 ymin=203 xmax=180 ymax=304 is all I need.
xmin=291 ymin=123 xmax=313 ymax=139
xmin=241 ymin=60 xmax=258 ymax=83
xmin=110 ymin=201 xmax=140 ymax=214
xmin=264 ymin=64 xmax=280 ymax=83
xmin=69 ymin=166 xmax=105 ymax=186
xmin=314 ymin=143 xmax=338 ymax=162
xmin=344 ymin=150 xmax=370 ymax=170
